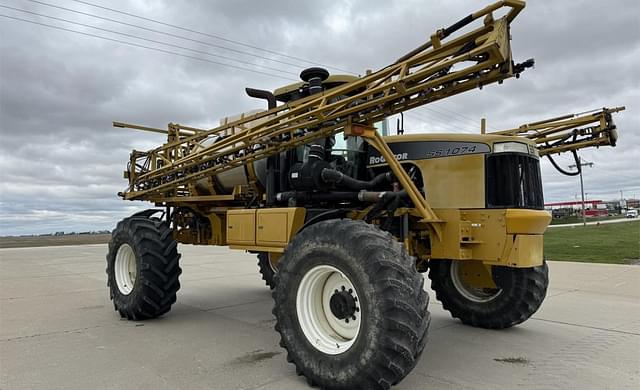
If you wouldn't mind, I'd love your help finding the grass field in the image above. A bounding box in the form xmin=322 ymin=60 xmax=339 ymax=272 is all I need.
xmin=0 ymin=234 xmax=112 ymax=249
xmin=544 ymin=220 xmax=640 ymax=264
xmin=549 ymin=214 xmax=624 ymax=225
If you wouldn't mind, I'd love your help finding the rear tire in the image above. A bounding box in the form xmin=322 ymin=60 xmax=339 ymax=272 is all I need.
xmin=106 ymin=215 xmax=182 ymax=320
xmin=273 ymin=219 xmax=430 ymax=390
xmin=428 ymin=260 xmax=548 ymax=329
xmin=257 ymin=252 xmax=277 ymax=290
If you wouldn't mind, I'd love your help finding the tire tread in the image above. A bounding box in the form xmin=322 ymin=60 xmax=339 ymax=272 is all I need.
xmin=106 ymin=215 xmax=181 ymax=320
xmin=273 ymin=219 xmax=430 ymax=389
xmin=428 ymin=260 xmax=548 ymax=329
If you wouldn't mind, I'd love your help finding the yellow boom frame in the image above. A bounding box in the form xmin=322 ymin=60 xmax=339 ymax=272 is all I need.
xmin=115 ymin=0 xmax=529 ymax=234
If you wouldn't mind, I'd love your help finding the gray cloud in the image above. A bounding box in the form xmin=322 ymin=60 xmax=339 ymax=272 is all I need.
xmin=1 ymin=0 xmax=639 ymax=235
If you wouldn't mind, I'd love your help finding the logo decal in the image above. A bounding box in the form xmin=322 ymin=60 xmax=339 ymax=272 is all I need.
xmin=367 ymin=141 xmax=490 ymax=165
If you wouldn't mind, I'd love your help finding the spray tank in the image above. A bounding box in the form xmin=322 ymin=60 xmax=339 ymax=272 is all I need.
xmin=193 ymin=109 xmax=269 ymax=195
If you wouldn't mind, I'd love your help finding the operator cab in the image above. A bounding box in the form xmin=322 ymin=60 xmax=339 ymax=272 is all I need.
xmin=245 ymin=68 xmax=392 ymax=206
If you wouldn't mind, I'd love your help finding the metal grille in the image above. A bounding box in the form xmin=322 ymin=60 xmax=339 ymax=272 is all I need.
xmin=486 ymin=153 xmax=544 ymax=209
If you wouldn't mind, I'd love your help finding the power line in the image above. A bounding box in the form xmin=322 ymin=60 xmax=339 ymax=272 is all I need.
xmin=432 ymin=104 xmax=498 ymax=131
xmin=418 ymin=107 xmax=477 ymax=132
xmin=415 ymin=113 xmax=462 ymax=133
xmin=0 ymin=14 xmax=296 ymax=81
xmin=1 ymin=10 xmax=508 ymax=129
xmin=56 ymin=0 xmax=356 ymax=74
xmin=22 ymin=0 xmax=321 ymax=73
xmin=0 ymin=5 xmax=298 ymax=76
xmin=428 ymin=106 xmax=495 ymax=131
xmin=18 ymin=0 xmax=486 ymax=127
xmin=404 ymin=110 xmax=462 ymax=133
xmin=579 ymin=187 xmax=640 ymax=196
xmin=432 ymin=104 xmax=480 ymax=124
xmin=33 ymin=0 xmax=484 ymax=126
xmin=408 ymin=109 xmax=471 ymax=133
xmin=425 ymin=107 xmax=477 ymax=129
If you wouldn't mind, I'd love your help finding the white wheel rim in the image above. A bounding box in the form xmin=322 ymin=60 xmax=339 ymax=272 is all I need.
xmin=296 ymin=265 xmax=361 ymax=355
xmin=114 ymin=243 xmax=137 ymax=295
xmin=268 ymin=254 xmax=278 ymax=273
xmin=450 ymin=261 xmax=502 ymax=303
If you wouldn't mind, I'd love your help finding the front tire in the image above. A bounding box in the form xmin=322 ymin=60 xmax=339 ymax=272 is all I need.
xmin=106 ymin=215 xmax=182 ymax=320
xmin=429 ymin=260 xmax=548 ymax=329
xmin=273 ymin=219 xmax=430 ymax=390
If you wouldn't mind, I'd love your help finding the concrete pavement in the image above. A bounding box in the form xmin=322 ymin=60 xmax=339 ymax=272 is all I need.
xmin=1 ymin=244 xmax=639 ymax=390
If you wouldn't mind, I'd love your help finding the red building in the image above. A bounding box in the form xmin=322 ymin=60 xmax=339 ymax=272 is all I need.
xmin=544 ymin=199 xmax=608 ymax=217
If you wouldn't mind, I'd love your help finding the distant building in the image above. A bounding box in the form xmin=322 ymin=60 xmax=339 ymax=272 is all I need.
xmin=603 ymin=200 xmax=624 ymax=214
xmin=544 ymin=199 xmax=608 ymax=217
xmin=545 ymin=199 xmax=604 ymax=210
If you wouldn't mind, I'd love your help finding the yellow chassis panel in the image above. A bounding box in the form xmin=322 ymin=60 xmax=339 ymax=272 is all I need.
xmin=224 ymin=207 xmax=548 ymax=269
xmin=226 ymin=207 xmax=306 ymax=249
xmin=505 ymin=234 xmax=544 ymax=268
xmin=431 ymin=208 xmax=549 ymax=268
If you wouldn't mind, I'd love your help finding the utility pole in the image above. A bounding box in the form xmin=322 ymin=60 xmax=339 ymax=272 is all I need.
xmin=569 ymin=157 xmax=594 ymax=227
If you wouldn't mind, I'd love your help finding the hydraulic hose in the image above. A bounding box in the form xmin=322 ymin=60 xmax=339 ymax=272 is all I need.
xmin=275 ymin=190 xmax=398 ymax=204
xmin=320 ymin=169 xmax=393 ymax=190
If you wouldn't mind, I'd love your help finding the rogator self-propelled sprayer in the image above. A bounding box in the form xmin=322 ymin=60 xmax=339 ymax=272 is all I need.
xmin=106 ymin=2 xmax=624 ymax=388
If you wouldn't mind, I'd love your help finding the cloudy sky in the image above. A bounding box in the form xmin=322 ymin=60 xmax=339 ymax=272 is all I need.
xmin=1 ymin=0 xmax=638 ymax=236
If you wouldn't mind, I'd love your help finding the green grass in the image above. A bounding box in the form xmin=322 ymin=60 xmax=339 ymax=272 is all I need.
xmin=549 ymin=214 xmax=624 ymax=225
xmin=544 ymin=220 xmax=640 ymax=264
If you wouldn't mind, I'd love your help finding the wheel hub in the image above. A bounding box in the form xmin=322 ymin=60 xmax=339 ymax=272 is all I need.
xmin=329 ymin=287 xmax=358 ymax=321
xmin=296 ymin=265 xmax=362 ymax=355
xmin=114 ymin=243 xmax=137 ymax=295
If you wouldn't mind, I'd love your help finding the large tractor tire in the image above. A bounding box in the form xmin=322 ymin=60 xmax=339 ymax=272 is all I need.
xmin=428 ymin=260 xmax=548 ymax=329
xmin=273 ymin=219 xmax=430 ymax=390
xmin=106 ymin=214 xmax=182 ymax=320
xmin=257 ymin=252 xmax=277 ymax=290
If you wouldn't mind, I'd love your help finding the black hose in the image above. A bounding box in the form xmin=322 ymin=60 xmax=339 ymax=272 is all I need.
xmin=276 ymin=191 xmax=361 ymax=203
xmin=365 ymin=190 xmax=410 ymax=222
xmin=544 ymin=132 xmax=581 ymax=176
xmin=275 ymin=190 xmax=399 ymax=204
xmin=546 ymin=151 xmax=581 ymax=176
xmin=321 ymin=169 xmax=393 ymax=190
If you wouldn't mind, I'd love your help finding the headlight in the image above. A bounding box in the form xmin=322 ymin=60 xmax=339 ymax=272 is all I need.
xmin=493 ymin=142 xmax=531 ymax=155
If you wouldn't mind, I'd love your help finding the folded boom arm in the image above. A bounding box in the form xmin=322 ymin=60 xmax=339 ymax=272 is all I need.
xmin=491 ymin=106 xmax=625 ymax=175
xmin=116 ymin=1 xmax=531 ymax=222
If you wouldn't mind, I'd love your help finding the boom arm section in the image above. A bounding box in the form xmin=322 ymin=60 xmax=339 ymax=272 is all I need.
xmin=491 ymin=106 xmax=625 ymax=176
xmin=117 ymin=1 xmax=531 ymax=208
xmin=491 ymin=106 xmax=625 ymax=156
